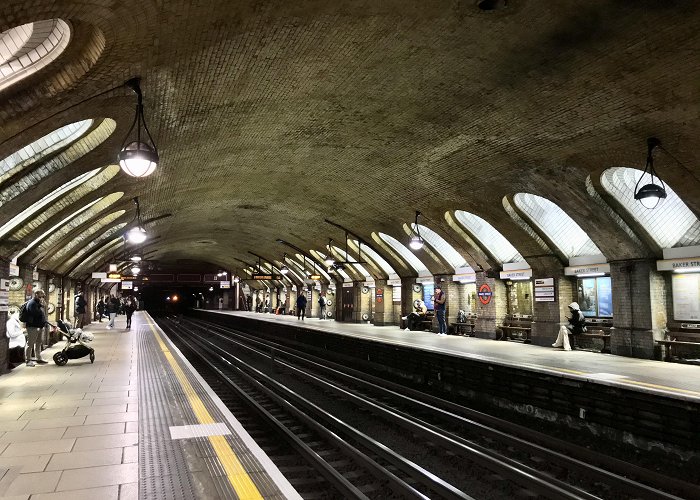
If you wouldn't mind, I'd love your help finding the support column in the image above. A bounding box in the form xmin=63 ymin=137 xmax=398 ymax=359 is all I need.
xmin=527 ymin=256 xmax=573 ymax=347
xmin=373 ymin=279 xmax=394 ymax=326
xmin=401 ymin=280 xmax=415 ymax=317
xmin=352 ymin=281 xmax=364 ymax=322
xmin=610 ymin=260 xmax=666 ymax=359
xmin=474 ymin=271 xmax=506 ymax=339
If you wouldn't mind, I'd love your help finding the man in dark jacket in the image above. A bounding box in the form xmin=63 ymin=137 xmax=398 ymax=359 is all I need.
xmin=74 ymin=291 xmax=87 ymax=328
xmin=106 ymin=296 xmax=120 ymax=329
xmin=296 ymin=292 xmax=307 ymax=320
xmin=24 ymin=290 xmax=49 ymax=366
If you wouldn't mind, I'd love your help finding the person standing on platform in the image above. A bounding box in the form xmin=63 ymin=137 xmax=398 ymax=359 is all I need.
xmin=296 ymin=291 xmax=307 ymax=320
xmin=106 ymin=296 xmax=119 ymax=329
xmin=318 ymin=292 xmax=327 ymax=320
xmin=24 ymin=290 xmax=49 ymax=366
xmin=96 ymin=298 xmax=105 ymax=322
xmin=124 ymin=297 xmax=136 ymax=329
xmin=434 ymin=284 xmax=447 ymax=335
xmin=74 ymin=291 xmax=87 ymax=328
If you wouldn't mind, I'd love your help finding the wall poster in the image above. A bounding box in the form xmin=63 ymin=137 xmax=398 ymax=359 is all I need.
xmin=423 ymin=283 xmax=435 ymax=310
xmin=672 ymin=273 xmax=700 ymax=321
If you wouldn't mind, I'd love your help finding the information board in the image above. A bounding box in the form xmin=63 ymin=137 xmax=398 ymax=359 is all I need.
xmin=673 ymin=273 xmax=700 ymax=320
xmin=597 ymin=277 xmax=613 ymax=317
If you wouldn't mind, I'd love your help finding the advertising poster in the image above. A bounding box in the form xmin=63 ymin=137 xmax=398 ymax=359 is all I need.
xmin=423 ymin=283 xmax=435 ymax=310
xmin=597 ymin=277 xmax=613 ymax=317
xmin=577 ymin=278 xmax=598 ymax=317
xmin=672 ymin=274 xmax=700 ymax=320
xmin=393 ymin=285 xmax=401 ymax=302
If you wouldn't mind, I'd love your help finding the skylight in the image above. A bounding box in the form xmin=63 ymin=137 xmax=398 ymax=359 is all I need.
xmin=377 ymin=232 xmax=430 ymax=276
xmin=454 ymin=211 xmax=523 ymax=264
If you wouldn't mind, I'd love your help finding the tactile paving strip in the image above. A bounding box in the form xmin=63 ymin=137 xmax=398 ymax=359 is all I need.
xmin=138 ymin=324 xmax=199 ymax=500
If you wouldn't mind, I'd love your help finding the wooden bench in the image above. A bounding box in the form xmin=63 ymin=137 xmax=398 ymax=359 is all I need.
xmin=572 ymin=329 xmax=612 ymax=353
xmin=655 ymin=326 xmax=700 ymax=362
xmin=451 ymin=321 xmax=475 ymax=336
xmin=498 ymin=315 xmax=532 ymax=343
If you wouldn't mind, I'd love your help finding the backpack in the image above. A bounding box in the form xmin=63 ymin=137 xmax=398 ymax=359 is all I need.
xmin=18 ymin=301 xmax=30 ymax=323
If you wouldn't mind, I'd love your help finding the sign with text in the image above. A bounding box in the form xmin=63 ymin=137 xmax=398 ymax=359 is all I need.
xmin=564 ymin=264 xmax=610 ymax=276
xmin=534 ymin=277 xmax=556 ymax=302
xmin=478 ymin=283 xmax=493 ymax=305
xmin=499 ymin=269 xmax=533 ymax=280
xmin=121 ymin=281 xmax=133 ymax=290
xmin=9 ymin=264 xmax=19 ymax=276
xmin=309 ymin=274 xmax=322 ymax=281
xmin=92 ymin=272 xmax=107 ymax=279
xmin=657 ymin=258 xmax=700 ymax=272
xmin=219 ymin=280 xmax=231 ymax=289
xmin=252 ymin=274 xmax=280 ymax=280
xmin=107 ymin=273 xmax=121 ymax=280
xmin=375 ymin=288 xmax=383 ymax=304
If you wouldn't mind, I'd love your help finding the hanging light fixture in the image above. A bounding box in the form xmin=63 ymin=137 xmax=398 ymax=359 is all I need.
xmin=129 ymin=255 xmax=142 ymax=262
xmin=131 ymin=265 xmax=141 ymax=274
xmin=126 ymin=197 xmax=148 ymax=244
xmin=324 ymin=239 xmax=335 ymax=266
xmin=634 ymin=137 xmax=666 ymax=209
xmin=280 ymin=253 xmax=289 ymax=275
xmin=409 ymin=210 xmax=424 ymax=250
xmin=118 ymin=77 xmax=159 ymax=177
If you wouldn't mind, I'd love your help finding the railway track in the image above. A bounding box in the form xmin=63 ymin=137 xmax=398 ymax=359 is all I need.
xmin=157 ymin=316 xmax=697 ymax=499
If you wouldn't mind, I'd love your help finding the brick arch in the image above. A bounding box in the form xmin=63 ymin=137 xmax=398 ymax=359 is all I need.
xmin=0 ymin=118 xmax=116 ymax=206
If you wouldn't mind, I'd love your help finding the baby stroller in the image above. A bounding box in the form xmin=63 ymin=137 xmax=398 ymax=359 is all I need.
xmin=52 ymin=319 xmax=95 ymax=366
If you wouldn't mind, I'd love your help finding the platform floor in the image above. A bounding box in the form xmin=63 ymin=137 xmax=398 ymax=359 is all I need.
xmin=205 ymin=310 xmax=700 ymax=403
xmin=0 ymin=312 xmax=301 ymax=500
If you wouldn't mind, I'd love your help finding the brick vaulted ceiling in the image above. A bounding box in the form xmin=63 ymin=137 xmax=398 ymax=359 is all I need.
xmin=0 ymin=1 xmax=699 ymax=278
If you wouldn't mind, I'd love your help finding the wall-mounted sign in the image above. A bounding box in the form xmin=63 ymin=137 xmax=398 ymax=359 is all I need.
xmin=9 ymin=264 xmax=19 ymax=276
xmin=672 ymin=273 xmax=700 ymax=320
xmin=32 ymin=270 xmax=39 ymax=280
xmin=219 ymin=280 xmax=231 ymax=289
xmin=92 ymin=272 xmax=107 ymax=279
xmin=499 ymin=269 xmax=533 ymax=280
xmin=415 ymin=276 xmax=434 ymax=284
xmin=121 ymin=281 xmax=133 ymax=290
xmin=108 ymin=264 xmax=118 ymax=272
xmin=375 ymin=288 xmax=383 ymax=304
xmin=342 ymin=282 xmax=354 ymax=288
xmin=564 ymin=264 xmax=611 ymax=276
xmin=393 ymin=285 xmax=401 ymax=302
xmin=387 ymin=278 xmax=401 ymax=287
xmin=101 ymin=278 xmax=121 ymax=283
xmin=534 ymin=277 xmax=556 ymax=302
xmin=107 ymin=273 xmax=121 ymax=280
xmin=0 ymin=279 xmax=9 ymax=291
xmin=452 ymin=273 xmax=476 ymax=283
xmin=478 ymin=283 xmax=493 ymax=305
xmin=657 ymin=258 xmax=700 ymax=272
xmin=309 ymin=274 xmax=322 ymax=281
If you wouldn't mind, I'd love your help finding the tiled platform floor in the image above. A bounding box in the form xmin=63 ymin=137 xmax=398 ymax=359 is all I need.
xmin=0 ymin=315 xmax=137 ymax=499
xmin=204 ymin=310 xmax=700 ymax=403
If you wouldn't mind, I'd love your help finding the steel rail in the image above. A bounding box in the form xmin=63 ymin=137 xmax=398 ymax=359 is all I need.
xmin=163 ymin=320 xmax=437 ymax=500
xmin=176 ymin=322 xmax=470 ymax=500
xmin=184 ymin=316 xmax=695 ymax=500
xmin=160 ymin=321 xmax=370 ymax=500
xmin=183 ymin=318 xmax=596 ymax=500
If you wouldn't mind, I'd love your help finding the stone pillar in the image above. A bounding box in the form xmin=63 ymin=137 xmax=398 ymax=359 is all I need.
xmin=474 ymin=271 xmax=506 ymax=339
xmin=401 ymin=280 xmax=415 ymax=317
xmin=373 ymin=279 xmax=394 ymax=326
xmin=352 ymin=281 xmax=364 ymax=322
xmin=310 ymin=286 xmax=320 ymax=319
xmin=0 ymin=257 xmax=10 ymax=374
xmin=525 ymin=256 xmax=574 ymax=347
xmin=610 ymin=260 xmax=666 ymax=359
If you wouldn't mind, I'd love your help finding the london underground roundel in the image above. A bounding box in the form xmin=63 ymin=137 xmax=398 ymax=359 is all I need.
xmin=478 ymin=283 xmax=493 ymax=305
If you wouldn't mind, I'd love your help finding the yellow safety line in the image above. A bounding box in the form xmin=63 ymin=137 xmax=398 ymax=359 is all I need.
xmin=620 ymin=379 xmax=700 ymax=397
xmin=540 ymin=365 xmax=700 ymax=398
xmin=147 ymin=321 xmax=264 ymax=500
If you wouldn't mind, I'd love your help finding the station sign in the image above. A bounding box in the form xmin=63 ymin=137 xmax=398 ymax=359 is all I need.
xmin=101 ymin=278 xmax=121 ymax=283
xmin=376 ymin=288 xmax=383 ymax=304
xmin=478 ymin=283 xmax=493 ymax=305
xmin=252 ymin=274 xmax=280 ymax=280
xmin=564 ymin=264 xmax=610 ymax=276
xmin=219 ymin=280 xmax=231 ymax=289
xmin=9 ymin=264 xmax=19 ymax=276
xmin=387 ymin=279 xmax=401 ymax=287
xmin=499 ymin=269 xmax=533 ymax=280
xmin=342 ymin=282 xmax=354 ymax=288
xmin=657 ymin=258 xmax=700 ymax=272
xmin=121 ymin=281 xmax=133 ymax=290
xmin=92 ymin=272 xmax=107 ymax=279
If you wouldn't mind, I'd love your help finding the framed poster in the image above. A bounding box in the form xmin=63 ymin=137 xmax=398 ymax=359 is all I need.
xmin=672 ymin=274 xmax=700 ymax=320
